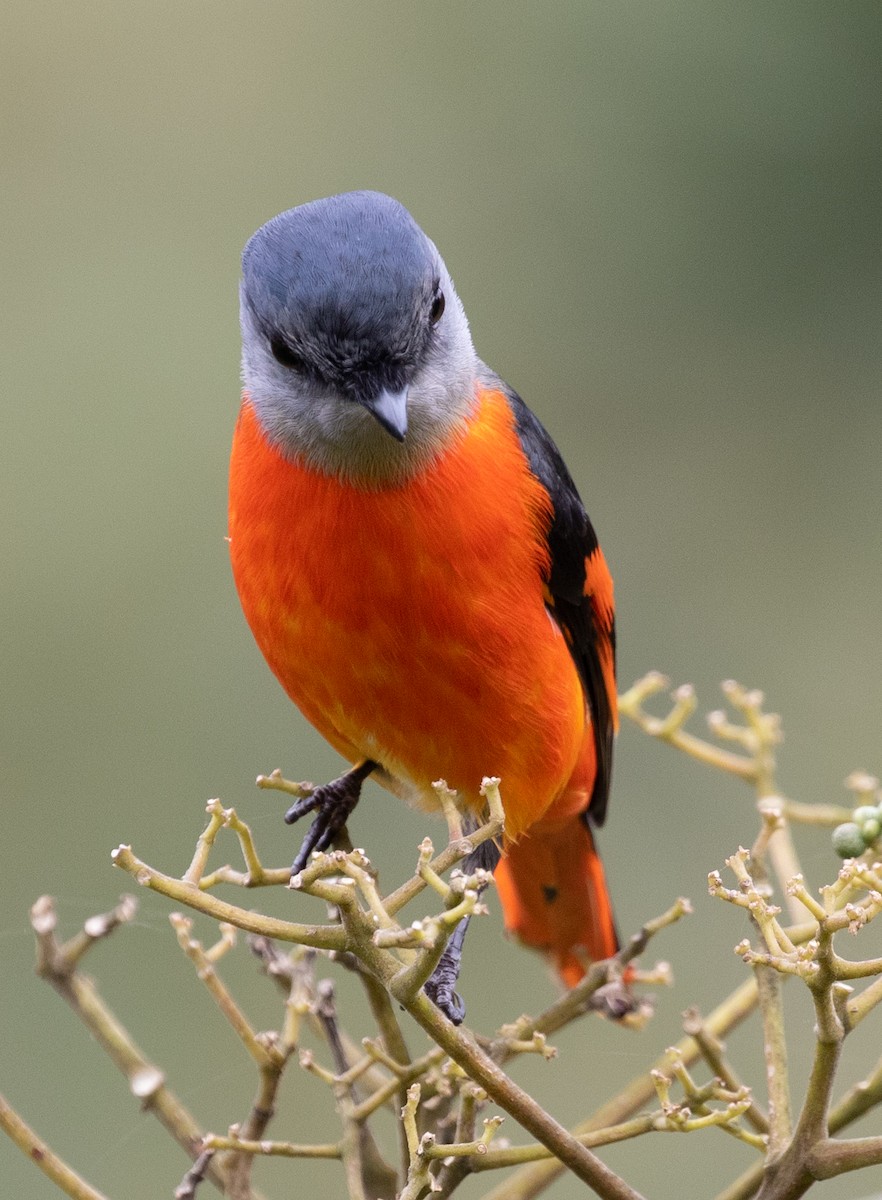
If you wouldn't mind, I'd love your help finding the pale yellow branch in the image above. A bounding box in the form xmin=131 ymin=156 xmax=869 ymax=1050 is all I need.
xmin=170 ymin=913 xmax=282 ymax=1069
xmin=112 ymin=845 xmax=347 ymax=950
xmin=0 ymin=1093 xmax=111 ymax=1200
xmin=202 ymin=1132 xmax=341 ymax=1159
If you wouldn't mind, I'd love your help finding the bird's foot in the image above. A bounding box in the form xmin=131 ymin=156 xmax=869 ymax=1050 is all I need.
xmin=423 ymin=837 xmax=499 ymax=1025
xmin=423 ymin=915 xmax=470 ymax=1025
xmin=424 ymin=955 xmax=467 ymax=1025
xmin=285 ymin=759 xmax=376 ymax=876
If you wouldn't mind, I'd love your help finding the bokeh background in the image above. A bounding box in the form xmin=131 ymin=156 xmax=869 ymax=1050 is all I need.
xmin=3 ymin=4 xmax=881 ymax=1198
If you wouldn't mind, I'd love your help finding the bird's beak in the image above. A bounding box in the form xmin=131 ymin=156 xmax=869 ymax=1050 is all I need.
xmin=362 ymin=387 xmax=408 ymax=442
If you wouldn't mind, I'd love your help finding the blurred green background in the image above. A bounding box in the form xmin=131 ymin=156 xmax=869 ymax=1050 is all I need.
xmin=3 ymin=3 xmax=881 ymax=1198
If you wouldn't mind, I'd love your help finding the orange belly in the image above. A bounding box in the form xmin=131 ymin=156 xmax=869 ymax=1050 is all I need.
xmin=228 ymin=386 xmax=590 ymax=840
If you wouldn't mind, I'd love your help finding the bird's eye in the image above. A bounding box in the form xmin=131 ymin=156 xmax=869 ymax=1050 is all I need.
xmin=270 ymin=337 xmax=306 ymax=372
xmin=429 ymin=289 xmax=445 ymax=325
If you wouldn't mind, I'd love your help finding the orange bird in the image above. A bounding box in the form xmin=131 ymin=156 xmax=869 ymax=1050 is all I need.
xmin=229 ymin=192 xmax=619 ymax=1021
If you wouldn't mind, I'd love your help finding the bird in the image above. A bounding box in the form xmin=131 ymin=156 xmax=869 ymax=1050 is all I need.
xmin=228 ymin=191 xmax=620 ymax=1021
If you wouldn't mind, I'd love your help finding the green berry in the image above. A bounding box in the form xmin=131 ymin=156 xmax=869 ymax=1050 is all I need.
xmin=860 ymin=818 xmax=881 ymax=845
xmin=852 ymin=805 xmax=881 ymax=825
xmin=832 ymin=822 xmax=867 ymax=859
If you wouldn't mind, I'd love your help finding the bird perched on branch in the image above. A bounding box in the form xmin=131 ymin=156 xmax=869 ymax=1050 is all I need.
xmin=229 ymin=191 xmax=619 ymax=1021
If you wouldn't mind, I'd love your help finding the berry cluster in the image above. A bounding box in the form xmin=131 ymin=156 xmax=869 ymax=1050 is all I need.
xmin=832 ymin=806 xmax=882 ymax=858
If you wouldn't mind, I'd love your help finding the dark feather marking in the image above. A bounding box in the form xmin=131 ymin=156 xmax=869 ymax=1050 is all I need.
xmin=480 ymin=366 xmax=616 ymax=827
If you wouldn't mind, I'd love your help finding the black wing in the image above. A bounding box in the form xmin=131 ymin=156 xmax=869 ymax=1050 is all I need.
xmin=485 ymin=368 xmax=617 ymax=825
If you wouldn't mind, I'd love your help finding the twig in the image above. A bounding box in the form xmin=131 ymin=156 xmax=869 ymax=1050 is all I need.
xmin=433 ymin=1082 xmax=485 ymax=1196
xmin=249 ymin=939 xmax=392 ymax=1100
xmin=310 ymin=979 xmax=399 ymax=1200
xmin=339 ymin=948 xmax=414 ymax=1180
xmin=618 ymin=674 xmax=755 ymax=780
xmin=171 ymin=915 xmax=284 ymax=1069
xmin=382 ymin=777 xmax=505 ymax=917
xmin=708 ymin=832 xmax=882 ymax=1200
xmin=190 ymin=799 xmax=290 ymax=890
xmin=399 ymin=1083 xmax=505 ymax=1199
xmin=620 ymin=675 xmax=808 ymax=921
xmin=349 ymin=1048 xmax=446 ymax=1123
xmin=490 ymin=896 xmax=690 ymax=1059
xmin=0 ymin=1093 xmax=111 ymax=1200
xmin=175 ymin=1150 xmax=215 ymax=1200
xmin=717 ymin=1052 xmax=882 ymax=1200
xmin=169 ymin=915 xmax=290 ymax=1197
xmin=682 ymin=1007 xmax=769 ymax=1134
xmin=112 ymin=844 xmax=346 ymax=949
xmin=201 ymin=1134 xmax=340 ymax=1158
xmin=478 ymin=975 xmax=761 ymax=1200
xmin=402 ymin=990 xmax=647 ymax=1199
xmin=30 ymin=896 xmax=229 ymax=1194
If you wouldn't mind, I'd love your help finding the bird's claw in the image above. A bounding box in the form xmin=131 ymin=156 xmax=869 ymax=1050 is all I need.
xmin=285 ymin=761 xmax=375 ymax=875
xmin=423 ymin=916 xmax=471 ymax=1025
xmin=424 ymin=971 xmax=467 ymax=1025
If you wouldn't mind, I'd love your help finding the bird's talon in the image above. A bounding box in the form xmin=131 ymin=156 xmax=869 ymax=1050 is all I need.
xmin=425 ymin=978 xmax=467 ymax=1025
xmin=283 ymin=793 xmax=320 ymax=824
xmin=287 ymin=761 xmax=376 ymax=875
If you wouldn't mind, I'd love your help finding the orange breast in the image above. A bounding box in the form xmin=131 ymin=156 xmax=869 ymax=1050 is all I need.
xmin=228 ymin=386 xmax=589 ymax=840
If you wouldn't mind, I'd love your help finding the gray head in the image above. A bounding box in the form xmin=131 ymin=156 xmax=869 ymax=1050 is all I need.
xmin=240 ymin=191 xmax=478 ymax=484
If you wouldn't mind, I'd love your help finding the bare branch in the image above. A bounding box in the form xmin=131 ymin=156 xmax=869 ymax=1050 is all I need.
xmin=0 ymin=1093 xmax=112 ymax=1200
xmin=30 ymin=896 xmax=228 ymax=1192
